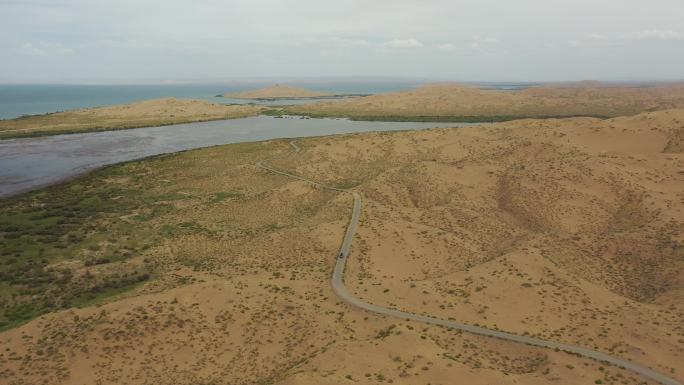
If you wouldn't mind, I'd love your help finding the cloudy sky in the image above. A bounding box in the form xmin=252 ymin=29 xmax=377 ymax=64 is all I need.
xmin=1 ymin=0 xmax=683 ymax=83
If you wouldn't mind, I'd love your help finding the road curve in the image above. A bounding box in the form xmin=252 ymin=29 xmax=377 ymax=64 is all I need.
xmin=256 ymin=141 xmax=681 ymax=385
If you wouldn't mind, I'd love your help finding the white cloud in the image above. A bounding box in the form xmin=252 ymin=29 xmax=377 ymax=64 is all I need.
xmin=570 ymin=35 xmax=620 ymax=47
xmin=467 ymin=35 xmax=504 ymax=55
xmin=383 ymin=38 xmax=423 ymax=48
xmin=587 ymin=33 xmax=609 ymax=40
xmin=480 ymin=37 xmax=499 ymax=44
xmin=469 ymin=36 xmax=500 ymax=49
xmin=626 ymin=29 xmax=682 ymax=40
xmin=351 ymin=39 xmax=370 ymax=46
xmin=20 ymin=42 xmax=74 ymax=56
xmin=2 ymin=0 xmax=684 ymax=82
xmin=570 ymin=29 xmax=682 ymax=48
xmin=437 ymin=43 xmax=457 ymax=51
xmin=330 ymin=37 xmax=370 ymax=47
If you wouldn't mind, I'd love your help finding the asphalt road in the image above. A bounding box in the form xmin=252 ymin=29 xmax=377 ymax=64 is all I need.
xmin=256 ymin=141 xmax=682 ymax=385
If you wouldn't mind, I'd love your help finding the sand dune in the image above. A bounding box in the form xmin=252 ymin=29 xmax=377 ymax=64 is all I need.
xmin=0 ymin=98 xmax=262 ymax=139
xmin=1 ymin=109 xmax=683 ymax=385
xmin=286 ymin=83 xmax=684 ymax=120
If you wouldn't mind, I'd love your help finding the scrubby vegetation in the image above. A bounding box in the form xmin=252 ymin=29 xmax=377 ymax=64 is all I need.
xmin=1 ymin=109 xmax=683 ymax=385
xmin=0 ymin=158 xmax=195 ymax=329
xmin=284 ymin=83 xmax=684 ymax=121
xmin=269 ymin=109 xmax=610 ymax=123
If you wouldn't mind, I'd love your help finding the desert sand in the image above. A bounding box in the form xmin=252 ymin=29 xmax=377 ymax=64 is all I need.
xmin=1 ymin=109 xmax=683 ymax=385
xmin=285 ymin=83 xmax=684 ymax=120
xmin=223 ymin=84 xmax=333 ymax=99
xmin=0 ymin=98 xmax=262 ymax=139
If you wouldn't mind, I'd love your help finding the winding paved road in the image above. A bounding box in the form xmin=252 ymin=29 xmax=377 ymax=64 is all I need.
xmin=256 ymin=141 xmax=682 ymax=385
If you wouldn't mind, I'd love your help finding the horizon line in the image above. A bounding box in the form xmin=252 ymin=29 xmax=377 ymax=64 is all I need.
xmin=1 ymin=78 xmax=684 ymax=87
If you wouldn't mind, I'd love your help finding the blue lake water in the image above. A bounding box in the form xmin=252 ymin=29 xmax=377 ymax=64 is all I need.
xmin=0 ymin=82 xmax=538 ymax=120
xmin=0 ymin=82 xmax=424 ymax=119
xmin=0 ymin=115 xmax=481 ymax=197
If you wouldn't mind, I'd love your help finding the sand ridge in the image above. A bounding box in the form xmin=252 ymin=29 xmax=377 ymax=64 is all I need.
xmin=1 ymin=109 xmax=683 ymax=385
xmin=0 ymin=97 xmax=263 ymax=139
xmin=285 ymin=83 xmax=684 ymax=120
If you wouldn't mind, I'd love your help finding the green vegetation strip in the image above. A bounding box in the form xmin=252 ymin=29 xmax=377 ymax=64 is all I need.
xmin=262 ymin=108 xmax=611 ymax=122
xmin=0 ymin=156 xmax=193 ymax=331
xmin=0 ymin=115 xmax=254 ymax=140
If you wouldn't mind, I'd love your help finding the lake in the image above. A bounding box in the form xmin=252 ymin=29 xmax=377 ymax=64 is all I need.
xmin=0 ymin=82 xmax=422 ymax=119
xmin=0 ymin=116 xmax=478 ymax=197
xmin=0 ymin=82 xmax=538 ymax=119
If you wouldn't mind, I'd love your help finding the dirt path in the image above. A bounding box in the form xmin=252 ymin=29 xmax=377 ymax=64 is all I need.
xmin=255 ymin=140 xmax=682 ymax=385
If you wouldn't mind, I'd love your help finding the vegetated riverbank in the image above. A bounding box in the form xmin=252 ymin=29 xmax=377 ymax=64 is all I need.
xmin=1 ymin=109 xmax=682 ymax=385
xmin=0 ymin=98 xmax=263 ymax=140
xmin=0 ymin=158 xmax=163 ymax=330
xmin=0 ymin=116 xmax=466 ymax=198
xmin=262 ymin=108 xmax=611 ymax=122
xmin=0 ymin=140 xmax=275 ymax=331
xmin=222 ymin=94 xmax=369 ymax=102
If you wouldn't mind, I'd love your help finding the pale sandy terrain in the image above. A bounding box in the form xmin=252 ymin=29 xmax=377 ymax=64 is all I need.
xmin=286 ymin=83 xmax=684 ymax=120
xmin=223 ymin=85 xmax=333 ymax=99
xmin=0 ymin=98 xmax=262 ymax=139
xmin=1 ymin=109 xmax=683 ymax=385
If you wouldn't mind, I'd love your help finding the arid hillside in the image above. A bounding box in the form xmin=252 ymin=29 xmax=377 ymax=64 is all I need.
xmin=223 ymin=85 xmax=333 ymax=99
xmin=0 ymin=98 xmax=262 ymax=139
xmin=285 ymin=83 xmax=684 ymax=121
xmin=1 ymin=109 xmax=683 ymax=385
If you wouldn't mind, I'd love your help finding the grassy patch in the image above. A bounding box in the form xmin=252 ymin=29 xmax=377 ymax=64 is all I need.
xmin=160 ymin=221 xmax=214 ymax=238
xmin=278 ymin=110 xmax=611 ymax=123
xmin=264 ymin=223 xmax=287 ymax=232
xmin=209 ymin=190 xmax=244 ymax=203
xmin=0 ymin=159 xmax=185 ymax=329
xmin=261 ymin=108 xmax=286 ymax=117
xmin=332 ymin=179 xmax=363 ymax=189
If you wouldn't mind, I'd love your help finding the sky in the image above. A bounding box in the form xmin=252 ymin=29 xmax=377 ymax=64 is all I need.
xmin=1 ymin=0 xmax=683 ymax=84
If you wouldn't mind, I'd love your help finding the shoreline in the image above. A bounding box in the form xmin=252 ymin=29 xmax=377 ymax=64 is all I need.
xmin=266 ymin=110 xmax=613 ymax=122
xmin=0 ymin=112 xmax=493 ymax=141
xmin=2 ymin=108 xmax=682 ymax=384
xmin=0 ymin=123 xmax=477 ymax=200
xmin=217 ymin=93 xmax=370 ymax=101
xmin=0 ymin=113 xmax=261 ymax=140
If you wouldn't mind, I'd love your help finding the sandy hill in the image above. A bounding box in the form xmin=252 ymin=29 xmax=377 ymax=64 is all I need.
xmin=223 ymin=84 xmax=333 ymax=99
xmin=0 ymin=98 xmax=262 ymax=138
xmin=286 ymin=83 xmax=684 ymax=120
xmin=1 ymin=109 xmax=683 ymax=385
